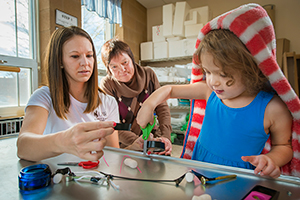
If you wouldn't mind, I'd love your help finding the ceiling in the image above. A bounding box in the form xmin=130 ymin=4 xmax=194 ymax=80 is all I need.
xmin=136 ymin=0 xmax=181 ymax=9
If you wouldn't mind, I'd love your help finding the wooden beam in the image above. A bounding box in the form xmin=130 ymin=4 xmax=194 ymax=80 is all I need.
xmin=0 ymin=66 xmax=21 ymax=73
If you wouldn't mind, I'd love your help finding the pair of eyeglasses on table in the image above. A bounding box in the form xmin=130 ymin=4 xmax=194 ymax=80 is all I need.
xmin=57 ymin=160 xmax=99 ymax=169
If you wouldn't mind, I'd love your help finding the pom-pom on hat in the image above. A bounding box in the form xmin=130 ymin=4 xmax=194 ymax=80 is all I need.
xmin=182 ymin=3 xmax=300 ymax=177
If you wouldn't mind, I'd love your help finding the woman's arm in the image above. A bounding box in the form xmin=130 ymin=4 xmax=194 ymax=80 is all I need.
xmin=106 ymin=130 xmax=120 ymax=148
xmin=17 ymin=106 xmax=60 ymax=160
xmin=17 ymin=106 xmax=115 ymax=161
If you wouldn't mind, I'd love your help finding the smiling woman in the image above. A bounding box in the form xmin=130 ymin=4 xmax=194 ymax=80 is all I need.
xmin=100 ymin=39 xmax=173 ymax=155
xmin=16 ymin=26 xmax=120 ymax=162
xmin=107 ymin=52 xmax=135 ymax=83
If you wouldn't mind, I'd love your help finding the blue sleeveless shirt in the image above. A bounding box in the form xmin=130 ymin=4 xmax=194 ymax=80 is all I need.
xmin=191 ymin=91 xmax=274 ymax=169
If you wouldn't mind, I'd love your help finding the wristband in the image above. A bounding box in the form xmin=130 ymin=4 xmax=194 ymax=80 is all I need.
xmin=147 ymin=141 xmax=165 ymax=152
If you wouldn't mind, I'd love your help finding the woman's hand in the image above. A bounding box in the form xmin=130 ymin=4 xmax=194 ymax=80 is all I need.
xmin=125 ymin=134 xmax=146 ymax=151
xmin=241 ymin=155 xmax=281 ymax=178
xmin=154 ymin=137 xmax=172 ymax=156
xmin=58 ymin=121 xmax=116 ymax=161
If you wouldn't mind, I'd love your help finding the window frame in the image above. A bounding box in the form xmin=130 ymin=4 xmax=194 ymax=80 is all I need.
xmin=0 ymin=0 xmax=39 ymax=118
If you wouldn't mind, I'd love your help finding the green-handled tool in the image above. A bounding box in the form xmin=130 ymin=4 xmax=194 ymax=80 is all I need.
xmin=141 ymin=115 xmax=156 ymax=140
xmin=141 ymin=115 xmax=156 ymax=154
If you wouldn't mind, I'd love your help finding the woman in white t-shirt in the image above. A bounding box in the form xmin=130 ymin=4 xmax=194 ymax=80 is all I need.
xmin=17 ymin=26 xmax=120 ymax=161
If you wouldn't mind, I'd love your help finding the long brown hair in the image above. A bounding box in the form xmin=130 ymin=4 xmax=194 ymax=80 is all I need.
xmin=195 ymin=29 xmax=271 ymax=95
xmin=101 ymin=38 xmax=135 ymax=75
xmin=44 ymin=26 xmax=103 ymax=119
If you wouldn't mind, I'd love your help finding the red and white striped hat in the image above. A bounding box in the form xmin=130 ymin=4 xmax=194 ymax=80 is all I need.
xmin=182 ymin=3 xmax=300 ymax=177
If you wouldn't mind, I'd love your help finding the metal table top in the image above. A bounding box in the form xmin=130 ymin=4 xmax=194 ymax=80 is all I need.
xmin=0 ymin=136 xmax=299 ymax=200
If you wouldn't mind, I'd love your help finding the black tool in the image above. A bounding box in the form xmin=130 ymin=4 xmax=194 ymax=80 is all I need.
xmin=146 ymin=141 xmax=165 ymax=152
xmin=115 ymin=123 xmax=131 ymax=131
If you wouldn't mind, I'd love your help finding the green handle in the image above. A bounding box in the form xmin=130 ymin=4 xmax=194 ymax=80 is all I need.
xmin=141 ymin=115 xmax=156 ymax=140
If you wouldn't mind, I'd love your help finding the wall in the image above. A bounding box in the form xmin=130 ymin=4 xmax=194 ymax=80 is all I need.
xmin=146 ymin=0 xmax=300 ymax=54
xmin=37 ymin=0 xmax=147 ymax=86
xmin=38 ymin=0 xmax=81 ymax=86
xmin=116 ymin=0 xmax=147 ymax=62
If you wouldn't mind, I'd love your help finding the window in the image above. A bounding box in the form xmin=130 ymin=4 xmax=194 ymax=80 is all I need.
xmin=0 ymin=0 xmax=38 ymax=118
xmin=0 ymin=68 xmax=31 ymax=107
xmin=81 ymin=5 xmax=115 ymax=83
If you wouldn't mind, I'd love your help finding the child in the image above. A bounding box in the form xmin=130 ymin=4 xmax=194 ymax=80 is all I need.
xmin=137 ymin=4 xmax=296 ymax=178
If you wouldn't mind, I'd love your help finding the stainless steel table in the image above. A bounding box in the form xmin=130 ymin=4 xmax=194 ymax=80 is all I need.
xmin=1 ymin=136 xmax=299 ymax=200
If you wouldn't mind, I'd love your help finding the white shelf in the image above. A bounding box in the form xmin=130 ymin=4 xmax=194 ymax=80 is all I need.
xmin=169 ymin=106 xmax=190 ymax=111
xmin=160 ymin=81 xmax=190 ymax=86
xmin=140 ymin=55 xmax=192 ymax=65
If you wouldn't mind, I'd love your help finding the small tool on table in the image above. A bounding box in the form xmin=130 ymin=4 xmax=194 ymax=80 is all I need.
xmin=57 ymin=160 xmax=100 ymax=169
xmin=114 ymin=123 xmax=131 ymax=131
xmin=141 ymin=115 xmax=156 ymax=155
xmin=192 ymin=170 xmax=237 ymax=185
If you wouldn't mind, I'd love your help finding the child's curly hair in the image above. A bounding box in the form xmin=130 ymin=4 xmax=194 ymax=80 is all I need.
xmin=195 ymin=29 xmax=271 ymax=95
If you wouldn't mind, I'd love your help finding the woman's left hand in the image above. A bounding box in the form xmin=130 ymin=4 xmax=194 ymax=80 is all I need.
xmin=154 ymin=136 xmax=172 ymax=156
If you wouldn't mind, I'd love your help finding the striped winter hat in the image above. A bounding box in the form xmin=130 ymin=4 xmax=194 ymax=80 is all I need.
xmin=181 ymin=3 xmax=300 ymax=177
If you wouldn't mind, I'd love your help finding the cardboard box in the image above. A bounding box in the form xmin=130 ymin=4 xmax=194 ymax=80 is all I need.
xmin=184 ymin=10 xmax=199 ymax=25
xmin=166 ymin=36 xmax=184 ymax=42
xmin=153 ymin=41 xmax=168 ymax=59
xmin=185 ymin=23 xmax=203 ymax=38
xmin=163 ymin=4 xmax=175 ymax=38
xmin=169 ymin=40 xmax=185 ymax=58
xmin=190 ymin=6 xmax=210 ymax=24
xmin=183 ymin=37 xmax=197 ymax=56
xmin=276 ymin=38 xmax=290 ymax=69
xmin=140 ymin=42 xmax=153 ymax=61
xmin=173 ymin=2 xmax=190 ymax=37
xmin=152 ymin=25 xmax=165 ymax=42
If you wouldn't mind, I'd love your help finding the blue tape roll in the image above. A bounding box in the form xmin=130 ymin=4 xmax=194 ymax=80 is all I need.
xmin=19 ymin=164 xmax=52 ymax=191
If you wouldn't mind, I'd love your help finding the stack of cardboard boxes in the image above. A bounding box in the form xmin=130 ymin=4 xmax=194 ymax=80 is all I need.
xmin=140 ymin=2 xmax=211 ymax=61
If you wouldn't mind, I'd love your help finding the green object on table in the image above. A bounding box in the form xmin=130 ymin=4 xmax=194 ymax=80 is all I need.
xmin=170 ymin=133 xmax=177 ymax=144
xmin=180 ymin=113 xmax=190 ymax=131
xmin=141 ymin=115 xmax=156 ymax=140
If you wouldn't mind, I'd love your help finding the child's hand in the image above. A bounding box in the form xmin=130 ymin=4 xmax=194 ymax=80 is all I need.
xmin=241 ymin=155 xmax=281 ymax=178
xmin=136 ymin=104 xmax=155 ymax=128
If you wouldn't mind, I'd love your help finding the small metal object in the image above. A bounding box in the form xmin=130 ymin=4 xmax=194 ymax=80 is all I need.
xmin=98 ymin=170 xmax=187 ymax=186
xmin=57 ymin=160 xmax=99 ymax=169
xmin=192 ymin=170 xmax=237 ymax=185
xmin=0 ymin=60 xmax=7 ymax=64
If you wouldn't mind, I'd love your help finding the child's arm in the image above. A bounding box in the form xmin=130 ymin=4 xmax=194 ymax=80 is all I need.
xmin=242 ymin=95 xmax=293 ymax=178
xmin=137 ymin=82 xmax=208 ymax=129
